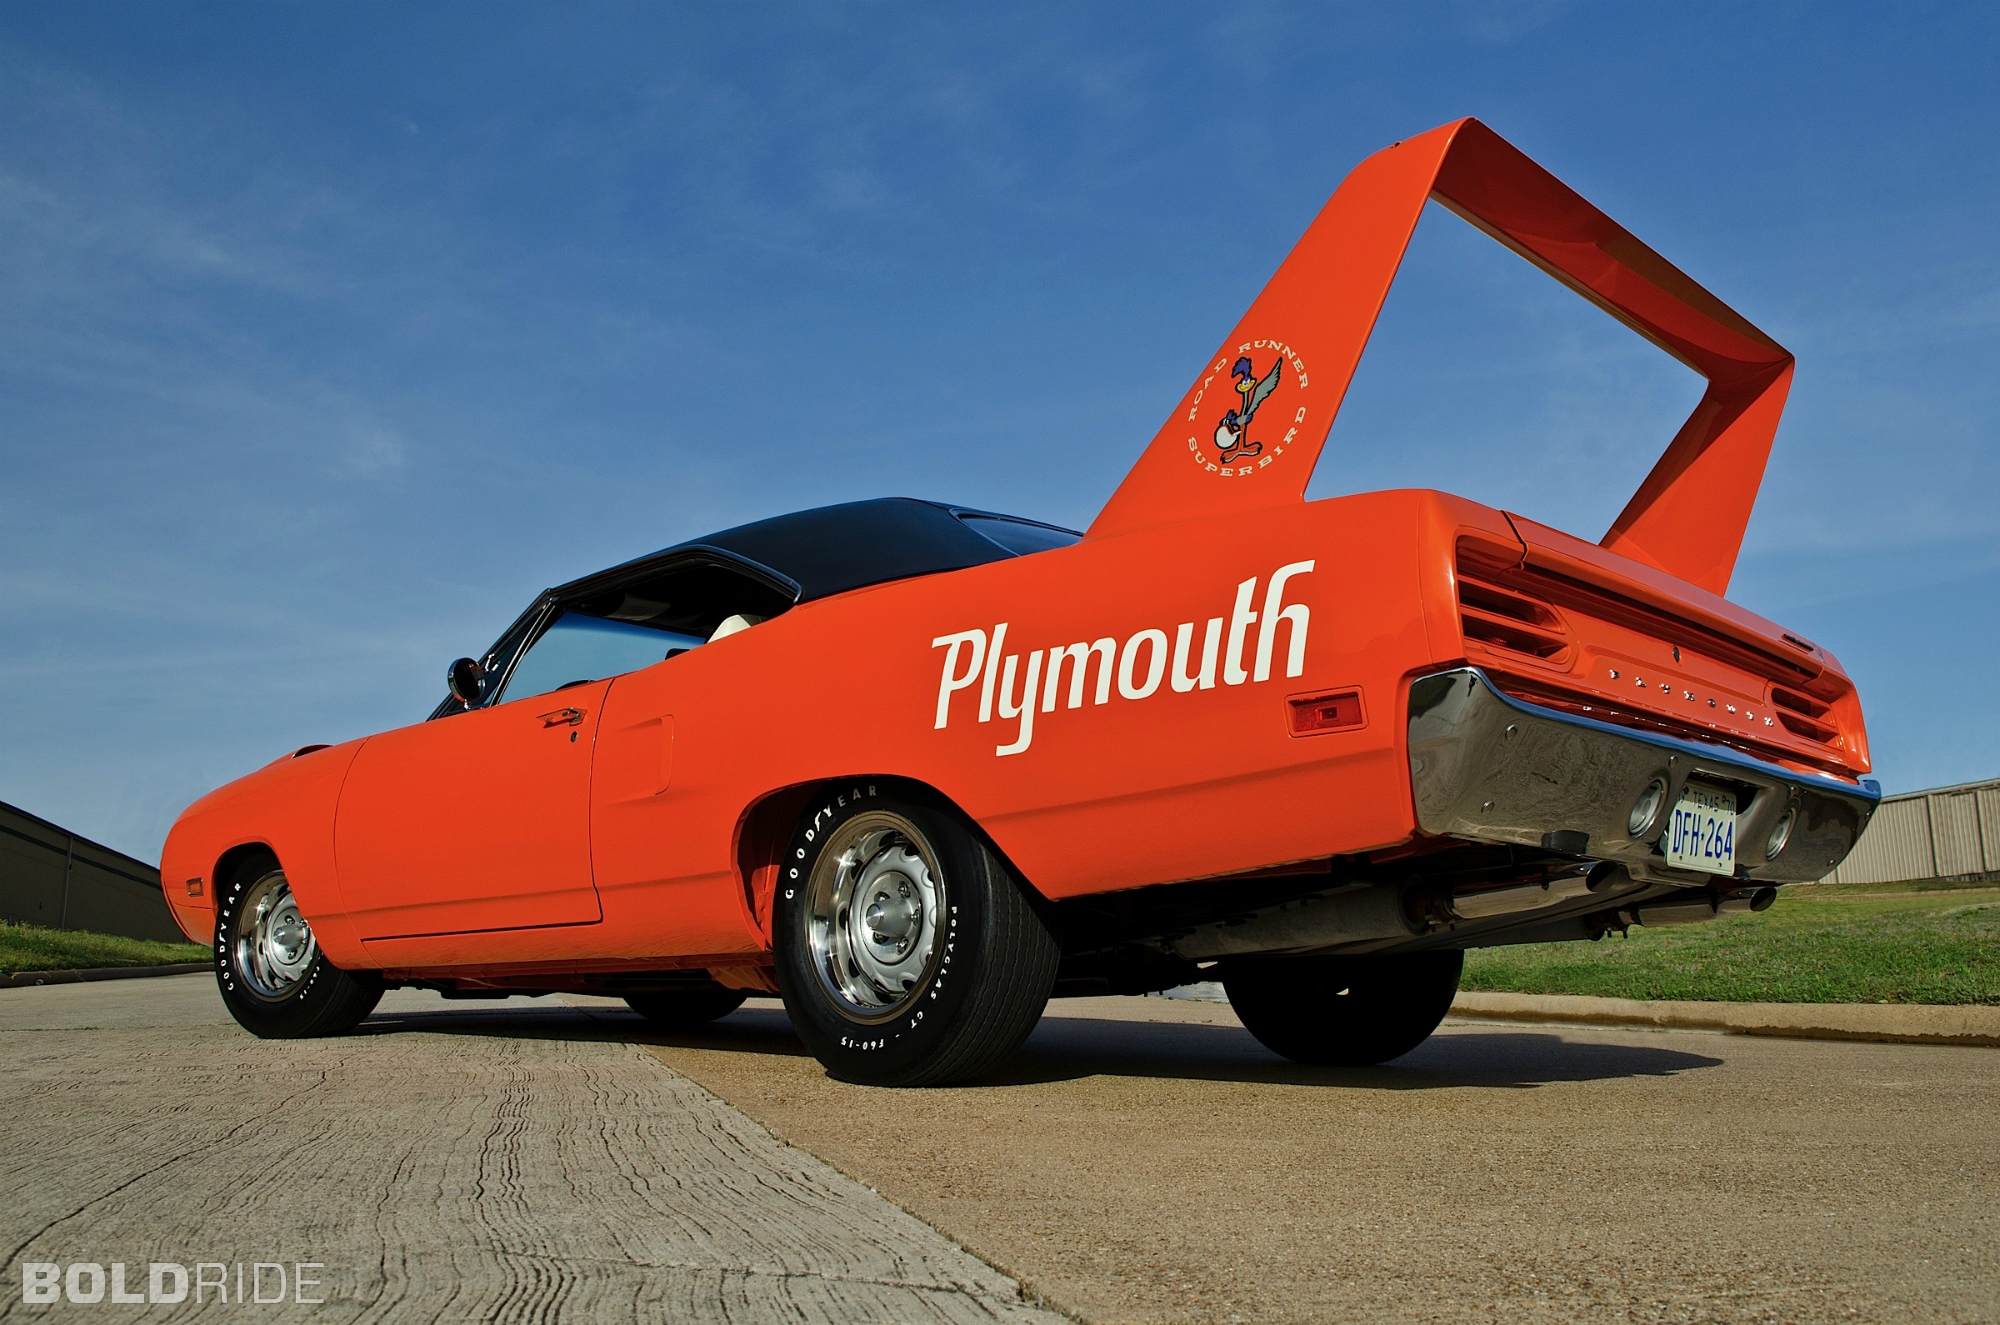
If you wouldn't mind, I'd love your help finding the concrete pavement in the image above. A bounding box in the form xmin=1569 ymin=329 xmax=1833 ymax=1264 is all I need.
xmin=5 ymin=975 xmax=1997 ymax=1323
xmin=656 ymin=995 xmax=2000 ymax=1324
xmin=0 ymin=976 xmax=1064 ymax=1323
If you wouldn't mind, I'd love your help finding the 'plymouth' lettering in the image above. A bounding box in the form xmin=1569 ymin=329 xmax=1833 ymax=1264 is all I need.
xmin=931 ymin=561 xmax=1314 ymax=756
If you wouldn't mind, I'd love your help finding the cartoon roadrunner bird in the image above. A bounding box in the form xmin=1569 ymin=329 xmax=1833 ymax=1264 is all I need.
xmin=1213 ymin=355 xmax=1283 ymax=463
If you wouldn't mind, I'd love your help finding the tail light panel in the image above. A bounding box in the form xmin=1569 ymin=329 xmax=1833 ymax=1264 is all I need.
xmin=1455 ymin=539 xmax=1574 ymax=670
xmin=1441 ymin=530 xmax=1865 ymax=778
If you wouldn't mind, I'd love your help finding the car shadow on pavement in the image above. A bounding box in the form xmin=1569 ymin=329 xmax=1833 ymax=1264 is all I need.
xmin=975 ymin=1015 xmax=1724 ymax=1090
xmin=357 ymin=1002 xmax=1723 ymax=1090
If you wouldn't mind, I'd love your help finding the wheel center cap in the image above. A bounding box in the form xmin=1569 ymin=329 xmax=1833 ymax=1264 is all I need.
xmin=267 ymin=908 xmax=310 ymax=965
xmin=863 ymin=875 xmax=920 ymax=950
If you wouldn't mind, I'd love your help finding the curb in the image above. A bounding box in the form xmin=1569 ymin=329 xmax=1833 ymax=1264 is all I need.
xmin=1450 ymin=991 xmax=2000 ymax=1048
xmin=2 ymin=962 xmax=210 ymax=989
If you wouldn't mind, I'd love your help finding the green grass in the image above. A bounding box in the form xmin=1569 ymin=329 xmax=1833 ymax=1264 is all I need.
xmin=11 ymin=888 xmax=1995 ymax=1004
xmin=1462 ymin=887 xmax=2000 ymax=1005
xmin=0 ymin=922 xmax=211 ymax=975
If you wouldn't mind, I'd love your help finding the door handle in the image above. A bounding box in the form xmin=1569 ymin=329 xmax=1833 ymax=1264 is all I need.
xmin=540 ymin=706 xmax=586 ymax=728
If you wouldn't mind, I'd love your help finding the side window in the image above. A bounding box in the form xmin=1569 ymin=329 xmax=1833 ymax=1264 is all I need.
xmin=491 ymin=559 xmax=797 ymax=706
xmin=499 ymin=613 xmax=703 ymax=705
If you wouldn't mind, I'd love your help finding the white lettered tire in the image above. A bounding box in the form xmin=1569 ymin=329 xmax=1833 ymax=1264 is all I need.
xmin=773 ymin=782 xmax=1059 ymax=1086
xmin=215 ymin=851 xmax=382 ymax=1039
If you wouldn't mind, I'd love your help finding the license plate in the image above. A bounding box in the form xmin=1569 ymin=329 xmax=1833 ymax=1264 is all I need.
xmin=1663 ymin=783 xmax=1737 ymax=875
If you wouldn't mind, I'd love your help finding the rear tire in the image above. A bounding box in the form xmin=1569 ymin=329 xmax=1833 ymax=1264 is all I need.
xmin=1222 ymin=951 xmax=1463 ymax=1066
xmin=215 ymin=853 xmax=382 ymax=1039
xmin=624 ymin=986 xmax=747 ymax=1029
xmin=773 ymin=783 xmax=1059 ymax=1087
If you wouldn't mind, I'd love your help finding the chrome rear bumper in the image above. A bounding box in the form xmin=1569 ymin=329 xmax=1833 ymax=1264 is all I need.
xmin=1407 ymin=669 xmax=1879 ymax=886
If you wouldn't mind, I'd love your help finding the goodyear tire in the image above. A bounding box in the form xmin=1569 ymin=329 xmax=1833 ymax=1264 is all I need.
xmin=215 ymin=852 xmax=382 ymax=1039
xmin=624 ymin=985 xmax=747 ymax=1029
xmin=773 ymin=783 xmax=1059 ymax=1087
xmin=1222 ymin=950 xmax=1464 ymax=1066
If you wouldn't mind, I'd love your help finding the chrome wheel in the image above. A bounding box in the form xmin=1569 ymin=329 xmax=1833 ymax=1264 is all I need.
xmin=805 ymin=811 xmax=944 ymax=1024
xmin=231 ymin=869 xmax=318 ymax=1002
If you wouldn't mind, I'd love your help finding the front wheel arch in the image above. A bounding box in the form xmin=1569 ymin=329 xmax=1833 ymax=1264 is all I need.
xmin=213 ymin=848 xmax=382 ymax=1039
xmin=195 ymin=840 xmax=279 ymax=936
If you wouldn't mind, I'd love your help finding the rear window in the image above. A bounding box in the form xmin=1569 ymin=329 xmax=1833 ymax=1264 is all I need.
xmin=957 ymin=515 xmax=1081 ymax=556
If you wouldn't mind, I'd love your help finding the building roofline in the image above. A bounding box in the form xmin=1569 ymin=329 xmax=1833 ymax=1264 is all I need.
xmin=0 ymin=800 xmax=159 ymax=875
xmin=1873 ymin=775 xmax=2000 ymax=803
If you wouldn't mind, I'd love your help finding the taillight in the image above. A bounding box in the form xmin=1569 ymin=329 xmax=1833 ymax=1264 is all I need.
xmin=1456 ymin=540 xmax=1574 ymax=667
xmin=1770 ymin=686 xmax=1839 ymax=746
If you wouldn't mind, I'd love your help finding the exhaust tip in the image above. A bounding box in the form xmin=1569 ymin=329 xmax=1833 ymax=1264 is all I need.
xmin=1719 ymin=886 xmax=1778 ymax=915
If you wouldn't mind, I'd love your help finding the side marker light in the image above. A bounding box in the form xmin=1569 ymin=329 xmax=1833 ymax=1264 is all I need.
xmin=1288 ymin=689 xmax=1364 ymax=736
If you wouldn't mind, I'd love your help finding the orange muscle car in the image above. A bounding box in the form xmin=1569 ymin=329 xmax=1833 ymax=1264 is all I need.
xmin=162 ymin=119 xmax=1878 ymax=1085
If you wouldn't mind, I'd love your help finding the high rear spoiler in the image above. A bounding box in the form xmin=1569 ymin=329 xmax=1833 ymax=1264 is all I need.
xmin=1087 ymin=118 xmax=1793 ymax=598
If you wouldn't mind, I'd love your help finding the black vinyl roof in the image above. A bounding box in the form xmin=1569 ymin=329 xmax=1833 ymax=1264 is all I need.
xmin=439 ymin=498 xmax=1079 ymax=722
xmin=585 ymin=498 xmax=1078 ymax=604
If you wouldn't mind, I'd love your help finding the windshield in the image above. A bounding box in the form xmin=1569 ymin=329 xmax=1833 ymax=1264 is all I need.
xmin=500 ymin=612 xmax=703 ymax=704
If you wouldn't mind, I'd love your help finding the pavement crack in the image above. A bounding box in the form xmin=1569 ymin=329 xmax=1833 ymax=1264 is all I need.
xmin=1 ymin=1065 xmax=335 ymax=1270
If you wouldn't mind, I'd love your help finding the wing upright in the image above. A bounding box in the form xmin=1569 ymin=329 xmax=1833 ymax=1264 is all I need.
xmin=1085 ymin=118 xmax=1792 ymax=599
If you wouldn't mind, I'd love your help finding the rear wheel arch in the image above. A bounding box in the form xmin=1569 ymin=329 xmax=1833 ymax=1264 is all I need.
xmin=734 ymin=784 xmax=821 ymax=944
xmin=768 ymin=779 xmax=1061 ymax=1086
xmin=735 ymin=776 xmax=1054 ymax=943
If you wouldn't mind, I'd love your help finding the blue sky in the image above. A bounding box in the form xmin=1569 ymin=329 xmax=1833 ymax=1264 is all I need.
xmin=2 ymin=3 xmax=1996 ymax=862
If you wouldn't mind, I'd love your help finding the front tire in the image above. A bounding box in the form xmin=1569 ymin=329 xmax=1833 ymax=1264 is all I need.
xmin=215 ymin=853 xmax=382 ymax=1039
xmin=1222 ymin=951 xmax=1463 ymax=1066
xmin=773 ymin=784 xmax=1059 ymax=1087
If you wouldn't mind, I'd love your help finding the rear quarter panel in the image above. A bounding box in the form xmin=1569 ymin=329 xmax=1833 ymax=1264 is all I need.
xmin=586 ymin=490 xmax=1445 ymax=960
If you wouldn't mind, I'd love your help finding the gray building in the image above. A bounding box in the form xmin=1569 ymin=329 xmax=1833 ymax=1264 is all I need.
xmin=0 ymin=801 xmax=187 ymax=944
xmin=1822 ymin=776 xmax=2000 ymax=886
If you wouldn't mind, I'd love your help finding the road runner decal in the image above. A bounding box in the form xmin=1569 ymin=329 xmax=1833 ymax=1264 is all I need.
xmin=1186 ymin=340 xmax=1311 ymax=478
xmin=932 ymin=561 xmax=1314 ymax=756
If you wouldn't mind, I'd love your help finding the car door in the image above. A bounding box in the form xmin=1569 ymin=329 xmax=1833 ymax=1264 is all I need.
xmin=332 ymin=679 xmax=611 ymax=939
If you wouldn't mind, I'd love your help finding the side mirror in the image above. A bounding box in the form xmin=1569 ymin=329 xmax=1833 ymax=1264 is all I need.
xmin=447 ymin=657 xmax=487 ymax=706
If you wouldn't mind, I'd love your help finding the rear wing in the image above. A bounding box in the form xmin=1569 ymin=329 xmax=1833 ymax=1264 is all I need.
xmin=1087 ymin=118 xmax=1793 ymax=598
